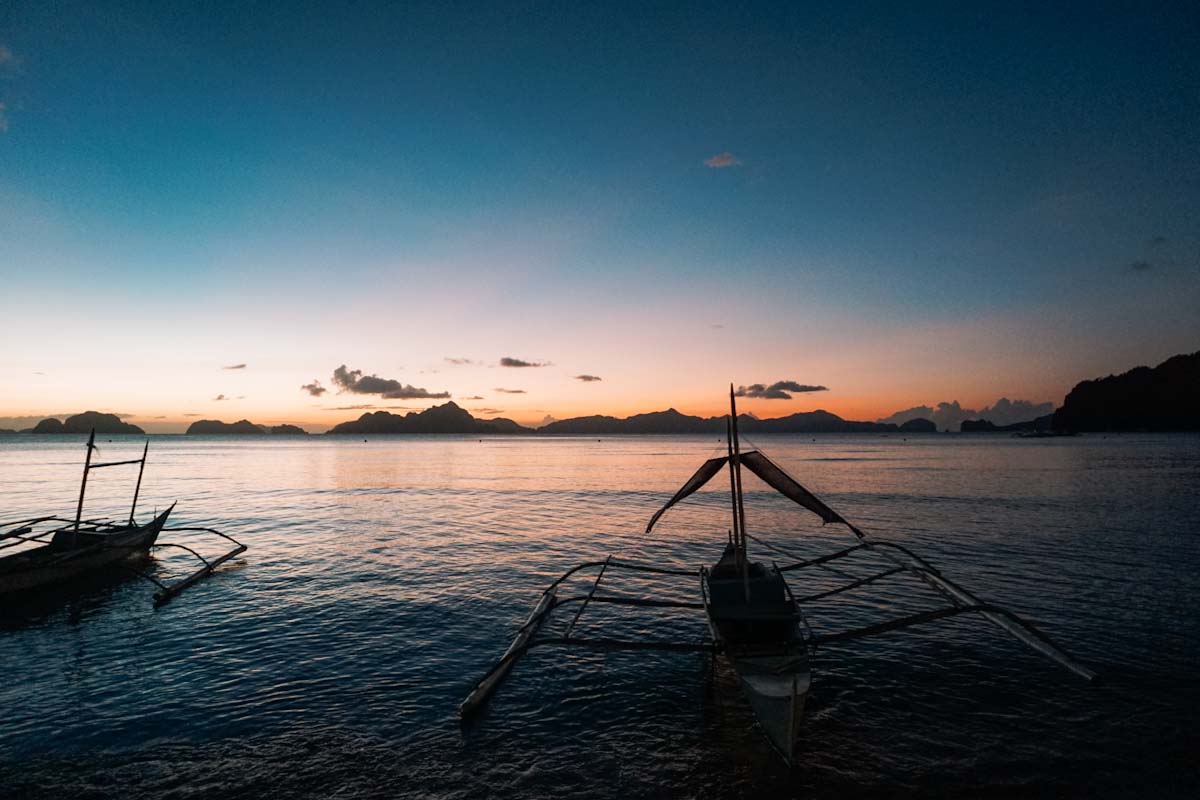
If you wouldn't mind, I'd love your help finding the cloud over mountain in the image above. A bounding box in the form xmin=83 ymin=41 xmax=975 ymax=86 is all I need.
xmin=500 ymin=357 xmax=550 ymax=368
xmin=301 ymin=380 xmax=327 ymax=396
xmin=878 ymin=398 xmax=1055 ymax=431
xmin=332 ymin=364 xmax=450 ymax=399
xmin=494 ymin=387 xmax=526 ymax=394
xmin=735 ymin=381 xmax=828 ymax=399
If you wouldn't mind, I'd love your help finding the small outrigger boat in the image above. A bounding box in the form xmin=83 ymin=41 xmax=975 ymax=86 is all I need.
xmin=0 ymin=430 xmax=247 ymax=606
xmin=461 ymin=387 xmax=1095 ymax=764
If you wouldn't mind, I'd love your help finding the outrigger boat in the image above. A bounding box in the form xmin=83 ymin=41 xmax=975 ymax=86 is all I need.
xmin=461 ymin=387 xmax=1095 ymax=764
xmin=1 ymin=430 xmax=247 ymax=606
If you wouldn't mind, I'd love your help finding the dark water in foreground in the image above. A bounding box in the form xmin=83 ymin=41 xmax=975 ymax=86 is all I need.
xmin=1 ymin=433 xmax=1198 ymax=798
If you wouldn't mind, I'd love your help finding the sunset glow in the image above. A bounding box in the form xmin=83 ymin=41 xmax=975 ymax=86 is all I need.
xmin=1 ymin=4 xmax=1196 ymax=432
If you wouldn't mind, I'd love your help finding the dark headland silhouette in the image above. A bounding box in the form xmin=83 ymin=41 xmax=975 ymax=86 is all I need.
xmin=1050 ymin=350 xmax=1199 ymax=432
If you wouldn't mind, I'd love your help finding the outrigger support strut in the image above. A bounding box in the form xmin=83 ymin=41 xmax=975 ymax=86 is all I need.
xmin=761 ymin=533 xmax=1096 ymax=681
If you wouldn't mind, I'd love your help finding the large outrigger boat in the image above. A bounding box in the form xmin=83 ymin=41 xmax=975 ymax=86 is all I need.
xmin=461 ymin=387 xmax=1095 ymax=763
xmin=0 ymin=430 xmax=247 ymax=606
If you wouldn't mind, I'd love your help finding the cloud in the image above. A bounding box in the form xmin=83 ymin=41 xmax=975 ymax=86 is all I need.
xmin=213 ymin=394 xmax=228 ymax=401
xmin=500 ymin=356 xmax=550 ymax=368
xmin=574 ymin=374 xmax=602 ymax=382
xmin=0 ymin=45 xmax=18 ymax=67
xmin=735 ymin=380 xmax=828 ymax=400
xmin=878 ymin=398 xmax=1055 ymax=431
xmin=1148 ymin=235 xmax=1168 ymax=248
xmin=223 ymin=363 xmax=247 ymax=370
xmin=325 ymin=404 xmax=417 ymax=411
xmin=704 ymin=151 xmax=742 ymax=168
xmin=444 ymin=357 xmax=478 ymax=366
xmin=876 ymin=404 xmax=936 ymax=426
xmin=183 ymin=413 xmax=202 ymax=417
xmin=1127 ymin=260 xmax=1154 ymax=273
xmin=472 ymin=407 xmax=505 ymax=416
xmin=301 ymin=380 xmax=327 ymax=396
xmin=538 ymin=415 xmax=559 ymax=428
xmin=0 ymin=103 xmax=7 ymax=133
xmin=494 ymin=387 xmax=526 ymax=394
xmin=461 ymin=395 xmax=484 ymax=400
xmin=331 ymin=364 xmax=450 ymax=399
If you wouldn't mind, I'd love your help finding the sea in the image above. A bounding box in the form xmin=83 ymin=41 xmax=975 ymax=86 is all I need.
xmin=0 ymin=433 xmax=1197 ymax=799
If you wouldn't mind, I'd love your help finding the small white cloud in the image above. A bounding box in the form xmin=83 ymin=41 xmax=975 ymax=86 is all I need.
xmin=704 ymin=151 xmax=742 ymax=169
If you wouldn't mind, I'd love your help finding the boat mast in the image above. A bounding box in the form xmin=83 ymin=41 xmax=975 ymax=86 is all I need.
xmin=73 ymin=429 xmax=97 ymax=542
xmin=725 ymin=415 xmax=740 ymax=547
xmin=128 ymin=440 xmax=149 ymax=525
xmin=730 ymin=385 xmax=751 ymax=599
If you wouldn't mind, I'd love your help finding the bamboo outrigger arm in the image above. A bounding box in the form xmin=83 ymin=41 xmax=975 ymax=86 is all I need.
xmin=149 ymin=526 xmax=248 ymax=605
xmin=460 ymin=558 xmax=704 ymax=718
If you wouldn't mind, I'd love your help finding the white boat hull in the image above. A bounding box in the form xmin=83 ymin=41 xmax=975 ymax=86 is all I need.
xmin=733 ymin=652 xmax=811 ymax=763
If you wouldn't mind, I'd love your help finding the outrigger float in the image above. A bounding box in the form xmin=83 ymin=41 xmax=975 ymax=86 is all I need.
xmin=461 ymin=387 xmax=1095 ymax=764
xmin=0 ymin=430 xmax=247 ymax=606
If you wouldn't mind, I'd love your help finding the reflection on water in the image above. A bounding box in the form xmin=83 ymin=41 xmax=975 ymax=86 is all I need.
xmin=1 ymin=433 xmax=1198 ymax=797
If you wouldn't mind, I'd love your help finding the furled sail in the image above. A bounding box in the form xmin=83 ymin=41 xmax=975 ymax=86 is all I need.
xmin=645 ymin=450 xmax=850 ymax=532
xmin=738 ymin=451 xmax=847 ymax=526
xmin=645 ymin=456 xmax=729 ymax=533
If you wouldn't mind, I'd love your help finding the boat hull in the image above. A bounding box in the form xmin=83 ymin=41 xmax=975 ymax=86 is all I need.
xmin=732 ymin=651 xmax=811 ymax=762
xmin=703 ymin=546 xmax=810 ymax=763
xmin=0 ymin=508 xmax=171 ymax=595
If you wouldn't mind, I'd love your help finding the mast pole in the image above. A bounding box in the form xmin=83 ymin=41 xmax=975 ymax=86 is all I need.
xmin=129 ymin=440 xmax=149 ymax=525
xmin=74 ymin=429 xmax=96 ymax=541
xmin=725 ymin=415 xmax=739 ymax=547
xmin=730 ymin=385 xmax=751 ymax=600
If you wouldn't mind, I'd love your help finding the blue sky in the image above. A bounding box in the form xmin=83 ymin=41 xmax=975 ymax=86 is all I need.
xmin=1 ymin=2 xmax=1196 ymax=429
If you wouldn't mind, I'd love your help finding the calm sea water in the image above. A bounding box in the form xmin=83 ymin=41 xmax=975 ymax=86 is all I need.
xmin=1 ymin=433 xmax=1198 ymax=798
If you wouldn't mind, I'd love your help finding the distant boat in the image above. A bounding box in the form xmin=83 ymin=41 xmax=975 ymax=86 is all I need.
xmin=461 ymin=387 xmax=1095 ymax=764
xmin=0 ymin=430 xmax=247 ymax=605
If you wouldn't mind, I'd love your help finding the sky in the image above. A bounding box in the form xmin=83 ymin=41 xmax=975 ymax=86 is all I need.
xmin=1 ymin=1 xmax=1197 ymax=432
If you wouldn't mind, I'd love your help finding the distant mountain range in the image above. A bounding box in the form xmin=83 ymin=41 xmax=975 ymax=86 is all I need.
xmin=538 ymin=408 xmax=936 ymax=435
xmin=322 ymin=403 xmax=935 ymax=435
xmin=6 ymin=350 xmax=1195 ymax=436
